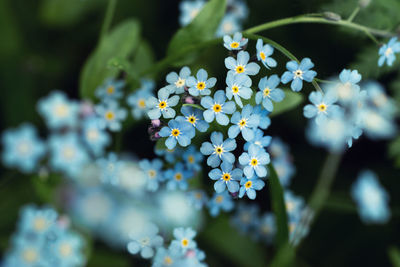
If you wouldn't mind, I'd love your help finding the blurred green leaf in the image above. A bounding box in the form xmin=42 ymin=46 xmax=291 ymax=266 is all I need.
xmin=131 ymin=40 xmax=156 ymax=77
xmin=155 ymin=138 xmax=167 ymax=151
xmin=389 ymin=247 xmax=400 ymax=267
xmin=201 ymin=215 xmax=268 ymax=267
xmin=86 ymin=246 xmax=130 ymax=267
xmin=268 ymin=164 xmax=289 ymax=248
xmin=270 ymin=89 xmax=303 ymax=117
xmin=389 ymin=137 xmax=400 ymax=168
xmin=80 ymin=19 xmax=141 ymax=99
xmin=166 ymin=0 xmax=226 ymax=65
xmin=182 ymin=103 xmax=205 ymax=110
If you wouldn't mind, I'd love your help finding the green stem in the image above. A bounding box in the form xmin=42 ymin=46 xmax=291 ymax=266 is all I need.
xmin=99 ymin=0 xmax=117 ymax=42
xmin=347 ymin=6 xmax=360 ymax=22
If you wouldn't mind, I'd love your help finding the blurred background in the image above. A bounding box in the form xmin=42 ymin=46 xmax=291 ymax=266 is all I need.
xmin=0 ymin=0 xmax=399 ymax=266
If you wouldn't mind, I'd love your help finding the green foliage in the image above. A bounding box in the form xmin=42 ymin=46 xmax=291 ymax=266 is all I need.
xmin=389 ymin=247 xmax=400 ymax=267
xmin=80 ymin=19 xmax=141 ymax=99
xmin=166 ymin=0 xmax=226 ymax=66
xmin=132 ymin=40 xmax=156 ymax=77
xmin=270 ymin=89 xmax=304 ymax=117
xmin=389 ymin=137 xmax=400 ymax=168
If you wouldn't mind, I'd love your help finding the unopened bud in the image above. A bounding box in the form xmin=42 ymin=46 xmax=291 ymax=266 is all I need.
xmin=359 ymin=0 xmax=371 ymax=8
xmin=323 ymin=12 xmax=341 ymax=21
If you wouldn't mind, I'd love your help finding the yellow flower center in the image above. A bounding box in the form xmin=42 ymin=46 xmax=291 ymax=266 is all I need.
xmin=187 ymin=115 xmax=196 ymax=125
xmin=188 ymin=155 xmax=194 ymax=163
xmin=385 ymin=47 xmax=393 ymax=56
xmin=55 ymin=104 xmax=68 ymax=117
xmin=232 ymin=85 xmax=239 ymax=94
xmin=17 ymin=142 xmax=31 ymax=155
xmin=195 ymin=192 xmax=202 ymax=199
xmin=63 ymin=147 xmax=76 ymax=159
xmin=106 ymin=86 xmax=115 ymax=95
xmin=59 ymin=243 xmax=72 ymax=257
xmin=215 ymin=195 xmax=223 ymax=203
xmin=235 ymin=65 xmax=245 ymax=74
xmin=105 ymin=111 xmax=115 ymax=121
xmin=250 ymin=158 xmax=258 ymax=166
xmin=171 ymin=129 xmax=180 ymax=137
xmin=318 ymin=103 xmax=327 ymax=112
xmin=222 ymin=173 xmax=231 ymax=181
xmin=245 ymin=180 xmax=252 ymax=189
xmin=212 ymin=104 xmax=222 ymax=113
xmin=181 ymin=238 xmax=189 ymax=247
xmin=148 ymin=170 xmax=156 ymax=178
xmin=214 ymin=146 xmax=224 ymax=155
xmin=22 ymin=248 xmax=37 ymax=263
xmin=238 ymin=118 xmax=247 ymax=129
xmin=33 ymin=217 xmax=47 ymax=231
xmin=286 ymin=201 xmax=294 ymax=212
xmin=175 ymin=78 xmax=185 ymax=88
xmin=174 ymin=172 xmax=183 ymax=181
xmin=260 ymin=51 xmax=266 ymax=61
xmin=263 ymin=87 xmax=270 ymax=97
xmin=230 ymin=42 xmax=240 ymax=48
xmin=158 ymin=100 xmax=167 ymax=110
xmin=294 ymin=70 xmax=303 ymax=78
xmin=87 ymin=129 xmax=99 ymax=140
xmin=261 ymin=225 xmax=271 ymax=234
xmin=164 ymin=256 xmax=173 ymax=265
xmin=196 ymin=81 xmax=206 ymax=90
xmin=138 ymin=99 xmax=146 ymax=108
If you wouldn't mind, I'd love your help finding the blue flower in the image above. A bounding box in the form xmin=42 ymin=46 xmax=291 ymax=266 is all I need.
xmin=147 ymin=88 xmax=180 ymax=120
xmin=244 ymin=128 xmax=272 ymax=151
xmin=52 ymin=231 xmax=85 ymax=267
xmin=239 ymin=177 xmax=265 ymax=200
xmin=187 ymin=190 xmax=208 ymax=210
xmin=356 ymin=106 xmax=396 ymax=140
xmin=256 ymin=212 xmax=276 ymax=244
xmin=37 ymin=91 xmax=79 ymax=129
xmin=253 ymin=105 xmax=271 ymax=130
xmin=231 ymin=203 xmax=259 ymax=235
xmin=351 ymin=170 xmax=390 ymax=224
xmin=303 ymin=91 xmax=342 ymax=124
xmin=330 ymin=69 xmax=362 ymax=104
xmin=281 ymin=58 xmax=317 ymax=92
xmin=228 ymin=104 xmax=260 ymax=141
xmin=256 ymin=39 xmax=277 ymax=68
xmin=3 ymin=238 xmax=47 ymax=267
xmin=82 ymin=116 xmax=110 ymax=156
xmin=200 ymin=131 xmax=236 ymax=167
xmin=97 ymin=153 xmax=123 ymax=185
xmin=179 ymin=0 xmax=205 ymax=26
xmin=49 ymin=133 xmax=89 ymax=177
xmin=159 ymin=117 xmax=195 ymax=149
xmin=216 ymin=14 xmax=241 ymax=36
xmin=186 ymin=69 xmax=217 ymax=96
xmin=225 ymin=72 xmax=253 ymax=108
xmin=378 ymin=37 xmax=400 ymax=67
xmin=239 ymin=144 xmax=270 ymax=178
xmin=95 ymin=78 xmax=124 ymax=100
xmin=225 ymin=51 xmax=260 ymax=76
xmin=1 ymin=124 xmax=46 ymax=173
xmin=201 ymin=90 xmax=236 ymax=126
xmin=208 ymin=161 xmax=242 ymax=193
xmin=268 ymin=137 xmax=290 ymax=159
xmin=170 ymin=227 xmax=197 ymax=253
xmin=164 ymin=163 xmax=193 ymax=190
xmin=127 ymin=223 xmax=164 ymax=259
xmin=180 ymin=106 xmax=209 ymax=132
xmin=255 ymin=75 xmax=285 ymax=112
xmin=284 ymin=190 xmax=305 ymax=222
xmin=165 ymin=66 xmax=191 ymax=94
xmin=182 ymin=146 xmax=203 ymax=172
xmin=139 ymin=159 xmax=163 ymax=192
xmin=153 ymin=247 xmax=181 ymax=267
xmin=18 ymin=205 xmax=57 ymax=235
xmin=273 ymin=158 xmax=296 ymax=188
xmin=208 ymin=191 xmax=234 ymax=217
xmin=223 ymin=32 xmax=248 ymax=50
xmin=95 ymin=100 xmax=127 ymax=132
xmin=127 ymin=85 xmax=153 ymax=119
xmin=155 ymin=147 xmax=182 ymax=164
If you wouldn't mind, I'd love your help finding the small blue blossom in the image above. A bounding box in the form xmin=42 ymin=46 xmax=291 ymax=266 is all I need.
xmin=1 ymin=124 xmax=46 ymax=173
xmin=95 ymin=78 xmax=124 ymax=100
xmin=378 ymin=37 xmax=400 ymax=67
xmin=281 ymin=58 xmax=317 ymax=92
xmin=255 ymin=75 xmax=285 ymax=112
xmin=52 ymin=231 xmax=85 ymax=267
xmin=256 ymin=39 xmax=277 ymax=68
xmin=165 ymin=66 xmax=191 ymax=94
xmin=147 ymin=88 xmax=180 ymax=120
xmin=356 ymin=106 xmax=396 ymax=140
xmin=225 ymin=72 xmax=253 ymax=108
xmin=256 ymin=212 xmax=276 ymax=244
xmin=164 ymin=163 xmax=193 ymax=190
xmin=139 ymin=158 xmax=163 ymax=192
xmin=216 ymin=14 xmax=241 ymax=36
xmin=187 ymin=190 xmax=208 ymax=210
xmin=186 ymin=69 xmax=217 ymax=96
xmin=284 ymin=190 xmax=305 ymax=222
xmin=95 ymin=100 xmax=127 ymax=132
xmin=228 ymin=0 xmax=249 ymax=20
xmin=170 ymin=227 xmax=197 ymax=253
xmin=223 ymin=32 xmax=248 ymax=50
xmin=82 ymin=116 xmax=110 ymax=156
xmin=49 ymin=133 xmax=89 ymax=177
xmin=331 ymin=69 xmax=362 ymax=104
xmin=239 ymin=177 xmax=265 ymax=200
xmin=97 ymin=153 xmax=123 ymax=185
xmin=18 ymin=205 xmax=57 ymax=235
xmin=200 ymin=131 xmax=237 ymax=167
xmin=253 ymin=105 xmax=271 ymax=130
xmin=179 ymin=0 xmax=205 ymax=26
xmin=127 ymin=82 xmax=154 ymax=119
xmin=231 ymin=203 xmax=259 ymax=234
xmin=208 ymin=191 xmax=234 ymax=217
xmin=152 ymin=246 xmax=181 ymax=267
xmin=268 ymin=137 xmax=290 ymax=159
xmin=37 ymin=91 xmax=79 ymax=129
xmin=244 ymin=129 xmax=271 ymax=151
xmin=228 ymin=104 xmax=260 ymax=141
xmin=180 ymin=106 xmax=209 ymax=132
xmin=351 ymin=170 xmax=390 ymax=224
xmin=182 ymin=146 xmax=203 ymax=172
xmin=201 ymin=90 xmax=236 ymax=126
xmin=155 ymin=147 xmax=183 ymax=164
xmin=273 ymin=158 xmax=295 ymax=188
xmin=225 ymin=51 xmax=260 ymax=76
xmin=159 ymin=117 xmax=195 ymax=149
xmin=208 ymin=161 xmax=242 ymax=193
xmin=365 ymin=81 xmax=397 ymax=116
xmin=303 ymin=91 xmax=342 ymax=125
xmin=127 ymin=223 xmax=164 ymax=259
xmin=239 ymin=144 xmax=270 ymax=178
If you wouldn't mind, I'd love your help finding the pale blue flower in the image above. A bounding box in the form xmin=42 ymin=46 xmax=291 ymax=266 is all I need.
xmin=152 ymin=246 xmax=181 ymax=267
xmin=201 ymin=90 xmax=236 ymax=126
xmin=228 ymin=104 xmax=260 ymax=141
xmin=225 ymin=51 xmax=260 ymax=76
xmin=18 ymin=205 xmax=57 ymax=235
xmin=208 ymin=191 xmax=234 ymax=217
xmin=231 ymin=203 xmax=259 ymax=234
xmin=179 ymin=0 xmax=205 ymax=26
xmin=330 ymin=69 xmax=362 ymax=104
xmin=82 ymin=116 xmax=110 ymax=156
xmin=155 ymin=146 xmax=183 ymax=164
xmin=183 ymin=146 xmax=203 ymax=172
xmin=239 ymin=144 xmax=270 ymax=178
xmin=273 ymin=158 xmax=295 ymax=188
xmin=51 ymin=231 xmax=85 ymax=267
xmin=200 ymin=131 xmax=236 ymax=167
xmin=225 ymin=72 xmax=252 ymax=108
xmin=187 ymin=190 xmax=208 ymax=210
xmin=165 ymin=66 xmax=191 ymax=94
xmin=281 ymin=58 xmax=317 ymax=92
xmin=2 ymin=124 xmax=46 ymax=173
xmin=95 ymin=100 xmax=127 ymax=132
xmin=147 ymin=88 xmax=180 ymax=120
xmin=253 ymin=105 xmax=271 ymax=130
xmin=378 ymin=37 xmax=400 ymax=67
xmin=268 ymin=137 xmax=290 ymax=159
xmin=159 ymin=117 xmax=195 ymax=149
xmin=180 ymin=106 xmax=209 ymax=132
xmin=127 ymin=81 xmax=154 ymax=119
xmin=256 ymin=39 xmax=277 ymax=68
xmin=186 ymin=69 xmax=217 ymax=96
xmin=244 ymin=129 xmax=271 ymax=151
xmin=127 ymin=223 xmax=164 ymax=259
xmin=238 ymin=177 xmax=265 ymax=200
xmin=216 ymin=14 xmax=241 ymax=37
xmin=303 ymin=91 xmax=342 ymax=124
xmin=95 ymin=78 xmax=124 ymax=100
xmin=164 ymin=163 xmax=193 ymax=191
xmin=223 ymin=32 xmax=248 ymax=50
xmin=170 ymin=227 xmax=197 ymax=253
xmin=255 ymin=75 xmax=285 ymax=112
xmin=256 ymin=212 xmax=276 ymax=244
xmin=97 ymin=153 xmax=123 ymax=185
xmin=208 ymin=161 xmax=242 ymax=193
xmin=139 ymin=158 xmax=163 ymax=192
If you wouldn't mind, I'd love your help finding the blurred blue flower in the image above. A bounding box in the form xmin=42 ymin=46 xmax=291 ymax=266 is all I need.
xmin=187 ymin=190 xmax=208 ymax=210
xmin=303 ymin=91 xmax=342 ymax=125
xmin=127 ymin=223 xmax=164 ymax=259
xmin=97 ymin=153 xmax=123 ymax=186
xmin=208 ymin=191 xmax=234 ymax=217
xmin=186 ymin=69 xmax=217 ymax=97
xmin=238 ymin=177 xmax=265 ymax=200
xmin=95 ymin=100 xmax=127 ymax=132
xmin=208 ymin=161 xmax=242 ymax=193
xmin=200 ymin=131 xmax=236 ymax=167
xmin=255 ymin=212 xmax=276 ymax=244
xmin=223 ymin=32 xmax=248 ymax=51
xmin=239 ymin=144 xmax=270 ymax=178
xmin=252 ymin=105 xmax=271 ymax=130
xmin=170 ymin=227 xmax=197 ymax=253
xmin=18 ymin=205 xmax=57 ymax=235
xmin=82 ymin=116 xmax=110 ymax=156
xmin=231 ymin=203 xmax=259 ymax=234
xmin=51 ymin=231 xmax=85 ymax=267
xmin=244 ymin=129 xmax=271 ymax=151
xmin=201 ymin=90 xmax=236 ymax=126
xmin=179 ymin=0 xmax=205 ymax=26
xmin=378 ymin=37 xmax=400 ymax=67
xmin=228 ymin=104 xmax=260 ymax=141
xmin=284 ymin=190 xmax=305 ymax=222
xmin=95 ymin=78 xmax=124 ymax=100
xmin=182 ymin=146 xmax=203 ymax=172
xmin=216 ymin=14 xmax=241 ymax=36
xmin=165 ymin=66 xmax=191 ymax=94
xmin=255 ymin=75 xmax=285 ymax=112
xmin=127 ymin=81 xmax=154 ymax=119
xmin=281 ymin=58 xmax=317 ymax=92
xmin=225 ymin=72 xmax=252 ymax=108
xmin=273 ymin=158 xmax=295 ymax=188
xmin=147 ymin=88 xmax=179 ymax=120
xmin=139 ymin=158 xmax=164 ymax=192
xmin=164 ymin=163 xmax=193 ymax=191
xmin=225 ymin=51 xmax=260 ymax=76
xmin=155 ymin=147 xmax=183 ymax=164
xmin=152 ymin=246 xmax=181 ymax=267
xmin=159 ymin=117 xmax=195 ymax=149
xmin=180 ymin=106 xmax=209 ymax=133
xmin=256 ymin=39 xmax=277 ymax=69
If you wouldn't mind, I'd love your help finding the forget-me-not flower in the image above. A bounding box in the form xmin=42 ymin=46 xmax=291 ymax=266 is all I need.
xmin=180 ymin=106 xmax=209 ymax=132
xmin=179 ymin=0 xmax=205 ymax=26
xmin=201 ymin=90 xmax=236 ymax=126
xmin=225 ymin=51 xmax=260 ymax=76
xmin=208 ymin=161 xmax=242 ymax=193
xmin=255 ymin=75 xmax=285 ymax=112
xmin=147 ymin=88 xmax=180 ymax=120
xmin=186 ymin=69 xmax=217 ymax=96
xmin=164 ymin=162 xmax=193 ymax=191
xmin=183 ymin=146 xmax=203 ymax=172
xmin=239 ymin=144 xmax=270 ymax=178
xmin=225 ymin=72 xmax=252 ymax=108
xmin=223 ymin=32 xmax=248 ymax=50
xmin=170 ymin=227 xmax=197 ymax=253
xmin=139 ymin=158 xmax=163 ymax=192
xmin=256 ymin=39 xmax=277 ymax=69
xmin=127 ymin=223 xmax=164 ymax=259
xmin=82 ymin=116 xmax=110 ymax=156
xmin=95 ymin=100 xmax=127 ymax=132
xmin=200 ymin=131 xmax=236 ymax=167
xmin=208 ymin=191 xmax=234 ymax=217
xmin=127 ymin=86 xmax=153 ymax=119
xmin=97 ymin=152 xmax=123 ymax=185
xmin=244 ymin=128 xmax=272 ymax=151
xmin=95 ymin=78 xmax=124 ymax=100
xmin=281 ymin=58 xmax=317 ymax=92
xmin=253 ymin=105 xmax=271 ymax=130
xmin=216 ymin=14 xmax=241 ymax=37
xmin=165 ymin=66 xmax=191 ymax=94
xmin=228 ymin=104 xmax=260 ymax=141
xmin=303 ymin=91 xmax=342 ymax=124
xmin=159 ymin=117 xmax=195 ymax=149
xmin=378 ymin=37 xmax=400 ymax=67
xmin=239 ymin=177 xmax=265 ymax=200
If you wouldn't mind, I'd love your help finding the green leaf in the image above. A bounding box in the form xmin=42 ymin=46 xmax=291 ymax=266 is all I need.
xmin=166 ymin=0 xmax=226 ymax=65
xmin=389 ymin=137 xmax=400 ymax=168
xmin=182 ymin=103 xmax=205 ymax=110
xmin=270 ymin=89 xmax=303 ymax=117
xmin=79 ymin=19 xmax=141 ymax=99
xmin=200 ymin=215 xmax=268 ymax=267
xmin=268 ymin=164 xmax=289 ymax=249
xmin=155 ymin=138 xmax=167 ymax=151
xmin=389 ymin=247 xmax=400 ymax=267
xmin=131 ymin=39 xmax=156 ymax=77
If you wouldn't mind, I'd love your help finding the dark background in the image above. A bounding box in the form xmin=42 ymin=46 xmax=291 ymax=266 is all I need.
xmin=0 ymin=0 xmax=399 ymax=266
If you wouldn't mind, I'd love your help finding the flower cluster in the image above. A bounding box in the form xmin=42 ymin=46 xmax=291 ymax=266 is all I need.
xmin=2 ymin=205 xmax=86 ymax=267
